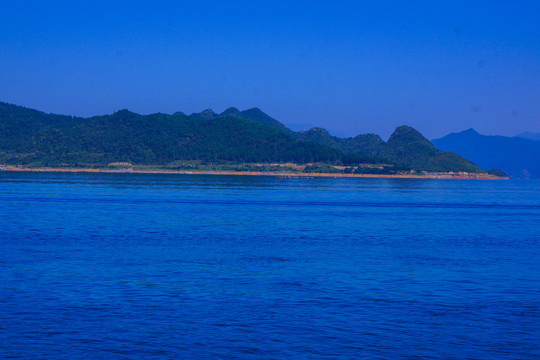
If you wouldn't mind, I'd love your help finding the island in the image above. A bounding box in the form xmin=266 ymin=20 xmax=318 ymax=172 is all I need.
xmin=0 ymin=102 xmax=507 ymax=179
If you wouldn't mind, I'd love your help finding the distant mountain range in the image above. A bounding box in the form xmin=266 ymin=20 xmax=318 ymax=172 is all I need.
xmin=516 ymin=131 xmax=540 ymax=141
xmin=433 ymin=129 xmax=540 ymax=179
xmin=0 ymin=101 xmax=484 ymax=174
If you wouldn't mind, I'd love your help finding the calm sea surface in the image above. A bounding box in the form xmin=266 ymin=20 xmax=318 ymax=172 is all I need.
xmin=1 ymin=172 xmax=539 ymax=359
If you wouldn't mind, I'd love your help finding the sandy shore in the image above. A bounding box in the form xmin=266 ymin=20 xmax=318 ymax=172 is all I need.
xmin=0 ymin=165 xmax=506 ymax=180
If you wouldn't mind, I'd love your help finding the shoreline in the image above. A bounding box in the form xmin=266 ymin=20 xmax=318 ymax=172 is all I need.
xmin=0 ymin=165 xmax=506 ymax=180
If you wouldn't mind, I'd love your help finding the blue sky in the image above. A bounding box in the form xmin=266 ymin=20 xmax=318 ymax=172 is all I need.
xmin=1 ymin=1 xmax=539 ymax=138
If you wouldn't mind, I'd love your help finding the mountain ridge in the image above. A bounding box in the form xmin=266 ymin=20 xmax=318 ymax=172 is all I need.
xmin=433 ymin=128 xmax=540 ymax=179
xmin=515 ymin=131 xmax=540 ymax=141
xmin=0 ymin=101 xmax=485 ymax=174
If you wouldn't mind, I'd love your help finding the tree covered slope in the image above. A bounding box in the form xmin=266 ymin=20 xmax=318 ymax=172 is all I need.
xmin=296 ymin=124 xmax=483 ymax=173
xmin=0 ymin=101 xmax=485 ymax=173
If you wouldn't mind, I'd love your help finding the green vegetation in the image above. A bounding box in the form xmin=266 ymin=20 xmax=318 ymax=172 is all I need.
xmin=0 ymin=104 xmax=342 ymax=166
xmin=380 ymin=126 xmax=484 ymax=173
xmin=296 ymin=125 xmax=484 ymax=173
xmin=487 ymin=168 xmax=508 ymax=177
xmin=296 ymin=128 xmax=387 ymax=156
xmin=0 ymin=101 xmax=485 ymax=173
xmin=303 ymin=164 xmax=342 ymax=173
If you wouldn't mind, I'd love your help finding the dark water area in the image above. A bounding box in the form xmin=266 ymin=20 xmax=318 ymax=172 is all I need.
xmin=1 ymin=172 xmax=539 ymax=359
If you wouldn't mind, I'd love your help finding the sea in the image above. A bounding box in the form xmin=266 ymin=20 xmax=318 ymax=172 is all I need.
xmin=1 ymin=172 xmax=539 ymax=359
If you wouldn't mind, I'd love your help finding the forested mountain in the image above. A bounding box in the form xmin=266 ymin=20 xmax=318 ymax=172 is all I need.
xmin=295 ymin=128 xmax=387 ymax=156
xmin=295 ymin=125 xmax=483 ymax=173
xmin=433 ymin=129 xmax=540 ymax=179
xmin=0 ymin=103 xmax=342 ymax=166
xmin=380 ymin=126 xmax=483 ymax=173
xmin=0 ymin=101 xmax=484 ymax=173
xmin=190 ymin=107 xmax=293 ymax=134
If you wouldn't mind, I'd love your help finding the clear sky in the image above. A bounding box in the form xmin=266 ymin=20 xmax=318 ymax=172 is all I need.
xmin=1 ymin=0 xmax=539 ymax=139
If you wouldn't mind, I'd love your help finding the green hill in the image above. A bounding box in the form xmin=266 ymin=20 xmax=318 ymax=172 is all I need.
xmin=0 ymin=102 xmax=342 ymax=166
xmin=296 ymin=128 xmax=387 ymax=156
xmin=382 ymin=126 xmax=483 ymax=172
xmin=232 ymin=107 xmax=293 ymax=134
xmin=295 ymin=124 xmax=483 ymax=173
xmin=0 ymin=101 xmax=485 ymax=173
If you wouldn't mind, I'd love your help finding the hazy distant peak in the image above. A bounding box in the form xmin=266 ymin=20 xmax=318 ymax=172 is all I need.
xmin=436 ymin=128 xmax=482 ymax=141
xmin=430 ymin=128 xmax=482 ymax=143
xmin=432 ymin=128 xmax=540 ymax=178
xmin=460 ymin=128 xmax=480 ymax=135
xmin=516 ymin=131 xmax=540 ymax=141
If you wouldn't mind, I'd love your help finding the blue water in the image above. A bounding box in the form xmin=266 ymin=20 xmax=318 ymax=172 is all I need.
xmin=1 ymin=172 xmax=539 ymax=359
